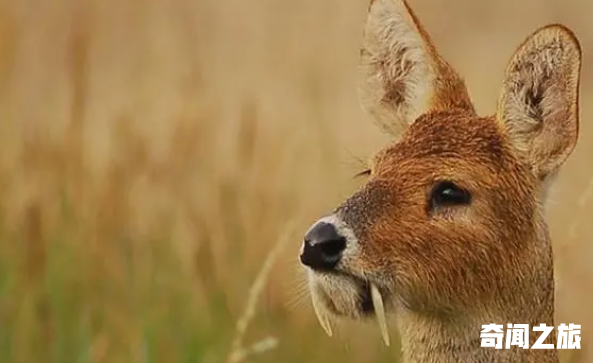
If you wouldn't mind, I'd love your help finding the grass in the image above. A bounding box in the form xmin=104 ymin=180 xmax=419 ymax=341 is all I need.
xmin=0 ymin=0 xmax=592 ymax=362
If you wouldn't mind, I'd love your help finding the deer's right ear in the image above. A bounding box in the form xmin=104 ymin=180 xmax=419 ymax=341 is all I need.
xmin=496 ymin=25 xmax=581 ymax=180
xmin=358 ymin=0 xmax=474 ymax=138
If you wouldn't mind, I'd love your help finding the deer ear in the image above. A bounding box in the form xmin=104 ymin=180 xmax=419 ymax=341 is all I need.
xmin=358 ymin=0 xmax=474 ymax=138
xmin=497 ymin=25 xmax=582 ymax=180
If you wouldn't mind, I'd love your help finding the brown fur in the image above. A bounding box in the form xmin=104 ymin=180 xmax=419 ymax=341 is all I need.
xmin=302 ymin=1 xmax=582 ymax=363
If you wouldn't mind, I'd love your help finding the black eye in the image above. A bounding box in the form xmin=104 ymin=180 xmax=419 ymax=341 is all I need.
xmin=430 ymin=181 xmax=471 ymax=208
xmin=354 ymin=169 xmax=371 ymax=178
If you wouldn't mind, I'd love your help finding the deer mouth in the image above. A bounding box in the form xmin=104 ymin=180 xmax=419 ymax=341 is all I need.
xmin=307 ymin=270 xmax=391 ymax=345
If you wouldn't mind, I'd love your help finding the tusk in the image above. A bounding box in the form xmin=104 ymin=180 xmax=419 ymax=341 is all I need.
xmin=370 ymin=283 xmax=390 ymax=346
xmin=311 ymin=293 xmax=333 ymax=337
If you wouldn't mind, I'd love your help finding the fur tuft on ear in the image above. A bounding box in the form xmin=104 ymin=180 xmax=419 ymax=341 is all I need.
xmin=497 ymin=25 xmax=582 ymax=180
xmin=358 ymin=0 xmax=474 ymax=138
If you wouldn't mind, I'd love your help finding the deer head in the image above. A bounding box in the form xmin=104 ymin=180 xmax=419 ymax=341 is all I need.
xmin=299 ymin=0 xmax=581 ymax=357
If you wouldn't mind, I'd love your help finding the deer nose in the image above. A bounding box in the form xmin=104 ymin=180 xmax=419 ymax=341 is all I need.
xmin=300 ymin=222 xmax=346 ymax=271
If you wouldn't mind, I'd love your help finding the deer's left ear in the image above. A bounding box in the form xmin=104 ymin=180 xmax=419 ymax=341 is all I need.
xmin=358 ymin=0 xmax=475 ymax=139
xmin=497 ymin=25 xmax=582 ymax=180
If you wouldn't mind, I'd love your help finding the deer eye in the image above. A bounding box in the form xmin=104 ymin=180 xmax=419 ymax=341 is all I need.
xmin=354 ymin=169 xmax=371 ymax=178
xmin=430 ymin=181 xmax=471 ymax=208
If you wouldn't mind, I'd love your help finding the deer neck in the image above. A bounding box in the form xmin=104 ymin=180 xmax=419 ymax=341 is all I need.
xmin=396 ymin=305 xmax=558 ymax=363
xmin=395 ymin=242 xmax=558 ymax=363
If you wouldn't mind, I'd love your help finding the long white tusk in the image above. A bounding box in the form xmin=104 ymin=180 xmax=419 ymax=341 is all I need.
xmin=370 ymin=283 xmax=390 ymax=346
xmin=311 ymin=293 xmax=333 ymax=337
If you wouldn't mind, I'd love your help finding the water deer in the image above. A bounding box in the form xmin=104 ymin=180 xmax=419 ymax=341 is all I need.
xmin=298 ymin=0 xmax=582 ymax=362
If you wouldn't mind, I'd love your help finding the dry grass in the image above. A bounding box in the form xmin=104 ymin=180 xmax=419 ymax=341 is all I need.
xmin=0 ymin=0 xmax=591 ymax=362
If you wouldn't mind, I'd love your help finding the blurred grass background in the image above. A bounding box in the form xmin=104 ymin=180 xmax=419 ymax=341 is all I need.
xmin=0 ymin=0 xmax=591 ymax=362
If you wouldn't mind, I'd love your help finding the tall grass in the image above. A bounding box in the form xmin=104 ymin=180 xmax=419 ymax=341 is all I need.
xmin=0 ymin=0 xmax=591 ymax=362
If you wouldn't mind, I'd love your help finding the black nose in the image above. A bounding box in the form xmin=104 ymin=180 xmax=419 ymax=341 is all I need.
xmin=300 ymin=222 xmax=346 ymax=271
